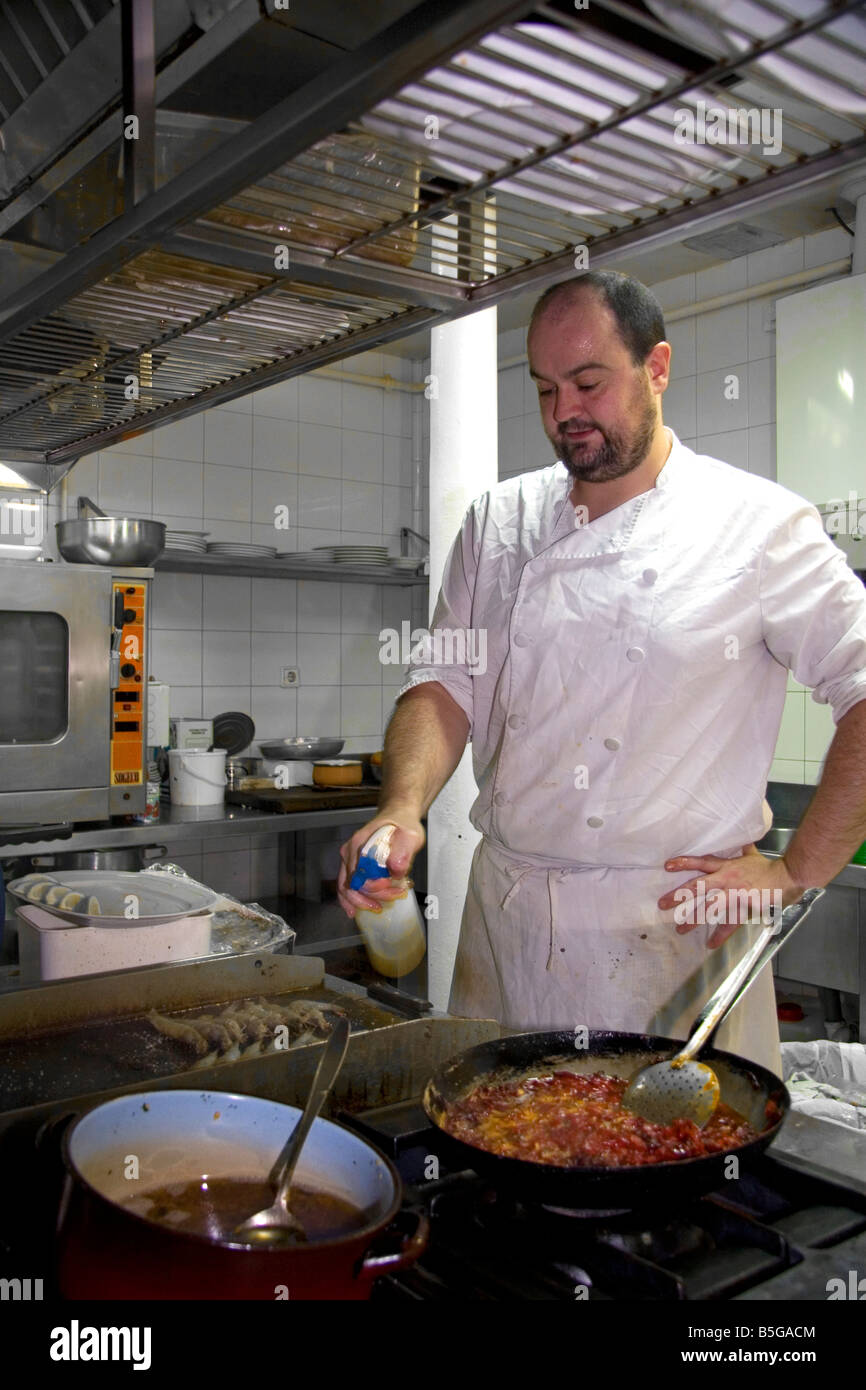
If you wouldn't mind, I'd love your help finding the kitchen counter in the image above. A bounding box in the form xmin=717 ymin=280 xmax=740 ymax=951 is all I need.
xmin=758 ymin=823 xmax=864 ymax=1040
xmin=758 ymin=828 xmax=866 ymax=889
xmin=0 ymin=799 xmax=375 ymax=859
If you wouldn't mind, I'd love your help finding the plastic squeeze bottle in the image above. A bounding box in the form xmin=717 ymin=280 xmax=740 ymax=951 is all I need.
xmin=349 ymin=824 xmax=427 ymax=977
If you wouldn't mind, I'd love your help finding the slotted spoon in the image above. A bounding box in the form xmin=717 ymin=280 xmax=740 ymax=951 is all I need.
xmin=623 ymin=887 xmax=824 ymax=1127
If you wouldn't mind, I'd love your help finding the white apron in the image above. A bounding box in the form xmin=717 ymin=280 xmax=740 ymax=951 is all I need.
xmin=448 ymin=836 xmax=782 ymax=1075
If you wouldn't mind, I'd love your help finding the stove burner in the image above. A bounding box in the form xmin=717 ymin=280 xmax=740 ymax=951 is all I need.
xmin=345 ymin=1103 xmax=866 ymax=1301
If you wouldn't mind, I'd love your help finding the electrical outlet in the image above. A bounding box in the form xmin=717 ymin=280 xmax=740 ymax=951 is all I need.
xmin=281 ymin=668 xmax=299 ymax=687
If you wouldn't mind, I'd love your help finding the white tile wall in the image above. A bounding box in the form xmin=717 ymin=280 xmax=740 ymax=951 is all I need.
xmin=59 ymin=351 xmax=420 ymax=810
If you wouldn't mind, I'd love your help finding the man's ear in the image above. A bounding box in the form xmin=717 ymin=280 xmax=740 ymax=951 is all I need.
xmin=646 ymin=341 xmax=671 ymax=396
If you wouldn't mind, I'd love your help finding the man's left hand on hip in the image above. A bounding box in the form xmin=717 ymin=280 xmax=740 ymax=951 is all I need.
xmin=657 ymin=843 xmax=803 ymax=948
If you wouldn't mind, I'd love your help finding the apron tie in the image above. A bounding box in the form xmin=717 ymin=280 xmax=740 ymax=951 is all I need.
xmin=500 ymin=860 xmax=569 ymax=971
xmin=499 ymin=866 xmax=535 ymax=910
xmin=546 ymin=869 xmax=556 ymax=970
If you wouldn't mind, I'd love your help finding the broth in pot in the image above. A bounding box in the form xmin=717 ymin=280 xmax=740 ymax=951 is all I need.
xmin=121 ymin=1176 xmax=368 ymax=1243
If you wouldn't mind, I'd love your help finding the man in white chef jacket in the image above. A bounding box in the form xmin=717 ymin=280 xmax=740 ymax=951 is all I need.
xmin=338 ymin=270 xmax=866 ymax=1074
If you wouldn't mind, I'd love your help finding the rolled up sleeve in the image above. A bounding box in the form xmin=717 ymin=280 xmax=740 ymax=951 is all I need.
xmin=395 ymin=499 xmax=483 ymax=736
xmin=760 ymin=504 xmax=866 ymax=721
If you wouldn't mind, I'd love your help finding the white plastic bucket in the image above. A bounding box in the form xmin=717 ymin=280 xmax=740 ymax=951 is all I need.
xmin=168 ymin=748 xmax=226 ymax=806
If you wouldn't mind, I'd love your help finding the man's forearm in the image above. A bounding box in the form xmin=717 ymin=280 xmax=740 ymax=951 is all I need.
xmin=783 ymin=697 xmax=866 ymax=888
xmin=379 ymin=681 xmax=470 ymax=818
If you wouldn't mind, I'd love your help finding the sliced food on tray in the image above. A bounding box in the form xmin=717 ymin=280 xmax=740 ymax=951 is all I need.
xmin=24 ymin=881 xmax=56 ymax=903
xmin=147 ymin=997 xmax=347 ymax=1066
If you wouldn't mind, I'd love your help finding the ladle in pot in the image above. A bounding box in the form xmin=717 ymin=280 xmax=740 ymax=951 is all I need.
xmin=623 ymin=887 xmax=824 ymax=1127
xmin=233 ymin=1015 xmax=350 ymax=1245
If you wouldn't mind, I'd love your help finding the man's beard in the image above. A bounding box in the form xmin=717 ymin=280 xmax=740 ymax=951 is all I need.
xmin=553 ymin=384 xmax=657 ymax=483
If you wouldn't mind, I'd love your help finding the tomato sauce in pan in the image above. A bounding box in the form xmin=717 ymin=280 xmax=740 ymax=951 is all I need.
xmin=443 ymin=1070 xmax=770 ymax=1168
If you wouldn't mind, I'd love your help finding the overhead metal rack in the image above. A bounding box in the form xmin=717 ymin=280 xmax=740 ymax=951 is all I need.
xmin=1 ymin=0 xmax=865 ymax=486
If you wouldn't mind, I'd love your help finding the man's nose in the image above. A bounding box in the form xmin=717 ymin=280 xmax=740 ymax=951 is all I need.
xmin=551 ymin=384 xmax=584 ymax=421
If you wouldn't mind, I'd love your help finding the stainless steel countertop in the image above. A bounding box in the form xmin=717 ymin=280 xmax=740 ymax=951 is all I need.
xmin=757 ymin=828 xmax=866 ymax=890
xmin=0 ymin=801 xmax=373 ymax=858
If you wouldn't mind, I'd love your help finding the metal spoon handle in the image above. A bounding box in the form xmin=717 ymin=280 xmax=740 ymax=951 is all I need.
xmin=679 ymin=887 xmax=825 ymax=1062
xmin=267 ymin=1016 xmax=350 ymax=1195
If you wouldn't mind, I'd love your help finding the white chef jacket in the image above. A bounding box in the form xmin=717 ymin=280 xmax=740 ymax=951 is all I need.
xmin=398 ymin=430 xmax=866 ymax=1069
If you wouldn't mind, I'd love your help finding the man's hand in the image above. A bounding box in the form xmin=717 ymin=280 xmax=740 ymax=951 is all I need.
xmin=337 ymin=809 xmax=425 ymax=919
xmin=657 ymin=843 xmax=805 ymax=948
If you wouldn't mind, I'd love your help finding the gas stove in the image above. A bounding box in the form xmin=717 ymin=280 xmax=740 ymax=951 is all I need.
xmin=344 ymin=1100 xmax=866 ymax=1301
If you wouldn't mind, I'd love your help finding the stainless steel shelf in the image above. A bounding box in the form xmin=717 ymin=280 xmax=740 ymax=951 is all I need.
xmin=155 ymin=553 xmax=428 ymax=585
xmin=4 ymin=0 xmax=865 ymax=485
xmin=0 ymin=802 xmax=376 ymax=858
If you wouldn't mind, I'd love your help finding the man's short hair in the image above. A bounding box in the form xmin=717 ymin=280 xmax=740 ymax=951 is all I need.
xmin=529 ymin=270 xmax=666 ymax=366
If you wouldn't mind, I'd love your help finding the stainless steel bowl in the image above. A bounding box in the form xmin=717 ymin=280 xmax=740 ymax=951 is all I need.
xmin=56 ymin=517 xmax=166 ymax=565
xmin=258 ymin=736 xmax=344 ymax=760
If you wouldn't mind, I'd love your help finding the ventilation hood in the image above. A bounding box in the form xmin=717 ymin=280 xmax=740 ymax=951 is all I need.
xmin=1 ymin=0 xmax=865 ymax=490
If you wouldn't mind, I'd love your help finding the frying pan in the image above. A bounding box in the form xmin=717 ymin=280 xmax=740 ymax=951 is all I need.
xmin=423 ymin=891 xmax=825 ymax=1211
xmin=422 ymin=1029 xmax=788 ymax=1211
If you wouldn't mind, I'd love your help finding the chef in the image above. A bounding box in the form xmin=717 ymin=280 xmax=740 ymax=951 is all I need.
xmin=338 ymin=270 xmax=866 ymax=1073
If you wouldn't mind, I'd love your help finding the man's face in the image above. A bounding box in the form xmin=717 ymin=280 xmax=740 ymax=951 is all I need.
xmin=527 ymin=291 xmax=668 ymax=483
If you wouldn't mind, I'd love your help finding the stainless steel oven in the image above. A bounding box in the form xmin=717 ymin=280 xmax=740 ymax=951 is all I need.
xmin=0 ymin=561 xmax=152 ymax=826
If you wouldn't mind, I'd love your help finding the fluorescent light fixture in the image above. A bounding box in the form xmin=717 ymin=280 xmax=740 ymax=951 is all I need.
xmin=0 ymin=463 xmax=37 ymax=488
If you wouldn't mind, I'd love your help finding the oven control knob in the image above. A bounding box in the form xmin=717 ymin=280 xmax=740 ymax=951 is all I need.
xmin=122 ymin=608 xmax=137 ymax=624
xmin=120 ymin=663 xmax=136 ymax=678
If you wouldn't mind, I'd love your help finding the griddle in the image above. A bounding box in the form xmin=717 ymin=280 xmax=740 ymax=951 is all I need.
xmin=0 ymin=952 xmax=498 ymax=1145
xmin=0 ymin=983 xmax=392 ymax=1112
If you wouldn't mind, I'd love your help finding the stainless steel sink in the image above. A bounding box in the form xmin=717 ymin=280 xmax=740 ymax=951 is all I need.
xmin=756 ymin=826 xmax=795 ymax=855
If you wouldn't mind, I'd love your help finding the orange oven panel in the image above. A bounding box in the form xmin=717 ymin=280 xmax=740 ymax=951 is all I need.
xmin=110 ymin=582 xmax=146 ymax=790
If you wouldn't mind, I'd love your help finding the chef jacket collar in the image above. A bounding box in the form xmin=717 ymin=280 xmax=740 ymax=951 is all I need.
xmin=550 ymin=426 xmax=682 ymax=534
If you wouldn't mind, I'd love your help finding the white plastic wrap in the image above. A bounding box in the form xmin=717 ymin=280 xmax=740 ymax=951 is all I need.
xmin=781 ymin=1040 xmax=866 ymax=1133
xmin=141 ymin=862 xmax=295 ymax=955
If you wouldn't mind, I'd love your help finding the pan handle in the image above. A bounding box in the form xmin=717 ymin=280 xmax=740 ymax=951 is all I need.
xmin=686 ymin=887 xmax=825 ymax=1052
xmin=356 ymin=1209 xmax=430 ymax=1283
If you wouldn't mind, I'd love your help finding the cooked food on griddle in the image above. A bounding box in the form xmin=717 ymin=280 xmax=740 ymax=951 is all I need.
xmin=146 ymin=997 xmax=347 ymax=1066
xmin=145 ymin=1010 xmax=210 ymax=1057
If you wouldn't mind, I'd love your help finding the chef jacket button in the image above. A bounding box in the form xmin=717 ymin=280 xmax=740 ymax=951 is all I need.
xmin=626 ymin=646 xmax=645 ymax=662
xmin=587 ymin=816 xmax=604 ymax=828
xmin=494 ymin=791 xmax=508 ymax=806
xmin=642 ymin=568 xmax=658 ymax=584
xmin=507 ymin=714 xmax=525 ymax=730
xmin=513 ymin=632 xmax=533 ymax=647
xmin=603 ymin=737 xmax=621 ymax=751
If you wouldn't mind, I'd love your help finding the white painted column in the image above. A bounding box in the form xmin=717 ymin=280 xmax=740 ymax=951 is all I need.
xmin=841 ymin=175 xmax=866 ymax=275
xmin=426 ymin=305 xmax=497 ymax=1010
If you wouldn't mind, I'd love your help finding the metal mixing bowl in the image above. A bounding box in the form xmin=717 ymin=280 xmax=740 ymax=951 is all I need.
xmin=56 ymin=517 xmax=166 ymax=565
xmin=258 ymin=736 xmax=344 ymax=760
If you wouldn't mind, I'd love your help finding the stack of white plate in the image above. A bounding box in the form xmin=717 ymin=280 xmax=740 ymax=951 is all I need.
xmin=164 ymin=530 xmax=208 ymax=553
xmin=332 ymin=545 xmax=389 ymax=566
xmin=391 ymin=556 xmax=422 ymax=571
xmin=275 ymin=549 xmax=334 ymax=563
xmin=207 ymin=542 xmax=277 ymax=559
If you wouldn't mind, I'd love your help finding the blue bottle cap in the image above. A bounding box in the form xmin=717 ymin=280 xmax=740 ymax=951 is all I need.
xmin=349 ymin=854 xmax=391 ymax=891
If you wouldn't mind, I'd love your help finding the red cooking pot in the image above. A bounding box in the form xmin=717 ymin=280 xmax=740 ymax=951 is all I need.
xmin=57 ymin=1089 xmax=427 ymax=1300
